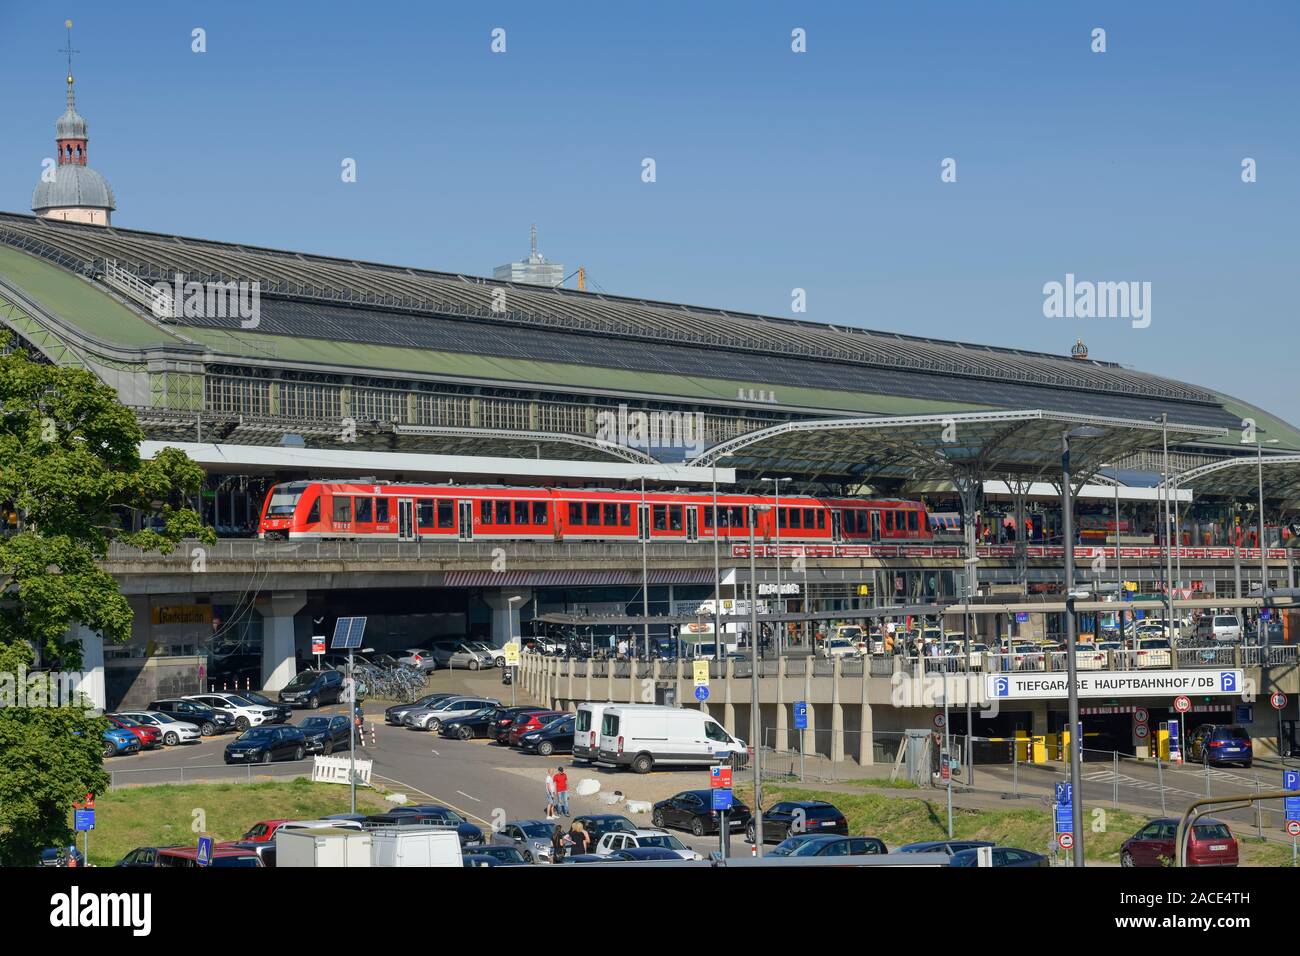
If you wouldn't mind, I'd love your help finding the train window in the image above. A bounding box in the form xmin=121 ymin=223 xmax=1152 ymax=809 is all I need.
xmin=790 ymin=509 xmax=802 ymax=529
xmin=376 ymin=498 xmax=389 ymax=522
xmin=619 ymin=503 xmax=631 ymax=526
xmin=333 ymin=497 xmax=352 ymax=523
xmin=803 ymin=508 xmax=815 ymax=528
xmin=703 ymin=506 xmax=714 ymax=528
xmin=480 ymin=500 xmax=493 ymax=525
xmin=586 ymin=502 xmax=601 ymax=525
xmin=907 ymin=511 xmax=918 ymax=531
xmin=669 ymin=506 xmax=683 ymax=531
xmin=515 ymin=501 xmax=530 ymax=525
xmin=306 ymin=498 xmax=320 ymax=524
xmin=568 ymin=503 xmax=583 ymax=525
xmin=653 ymin=505 xmax=667 ymax=531
xmin=729 ymin=506 xmax=746 ymax=528
xmin=533 ymin=502 xmax=548 ymax=524
xmin=816 ymin=510 xmax=825 ymax=529
xmin=418 ymin=499 xmax=434 ymax=526
xmin=496 ymin=501 xmax=511 ymax=525
xmin=778 ymin=509 xmax=787 ymax=529
xmin=603 ymin=503 xmax=617 ymax=525
xmin=438 ymin=500 xmax=455 ymax=529
xmin=857 ymin=512 xmax=869 ymax=533
xmin=355 ymin=497 xmax=373 ymax=523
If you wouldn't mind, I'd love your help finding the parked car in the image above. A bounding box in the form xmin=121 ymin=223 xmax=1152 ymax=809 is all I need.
xmin=1134 ymin=637 xmax=1173 ymax=669
xmin=762 ymin=834 xmax=825 ymax=856
xmin=278 ymin=669 xmax=345 ymax=709
xmin=386 ymin=693 xmax=455 ymax=726
xmin=949 ymin=846 xmax=1048 ymax=867
xmin=747 ymin=801 xmax=848 ymax=844
xmin=821 ymin=638 xmax=861 ymax=659
xmin=384 ymin=805 xmax=485 ymax=847
xmin=404 ymin=696 xmax=501 ymax=733
xmin=597 ymin=704 xmax=747 ymax=772
xmin=114 ymin=709 xmax=201 ymax=746
xmin=572 ymin=814 xmax=638 ymax=845
xmin=430 ymin=639 xmax=495 ymax=671
xmin=39 ymin=846 xmax=84 ymax=867
xmin=156 ymin=846 xmax=263 ymax=867
xmin=771 ymin=834 xmax=887 ymax=857
xmin=297 ymin=715 xmax=352 ymax=754
xmin=224 ymin=841 xmax=277 ymax=867
xmin=104 ymin=713 xmax=162 ymax=750
xmin=1196 ymin=615 xmax=1243 ymax=643
xmin=440 ymin=705 xmax=509 ymax=740
xmin=897 ymin=839 xmax=995 ymax=856
xmin=102 ymin=727 xmax=141 ymax=758
xmin=594 ymin=828 xmax=701 ymax=860
xmin=1188 ymin=724 xmax=1253 ymax=768
xmin=493 ymin=819 xmax=561 ymax=863
xmin=116 ymin=846 xmax=176 ymax=867
xmin=608 ymin=847 xmax=692 ymax=862
xmin=223 ymin=725 xmax=308 ymax=764
xmin=1120 ymin=818 xmax=1239 ymax=867
xmin=468 ymin=641 xmax=508 ymax=668
xmin=238 ymin=691 xmax=291 ymax=723
xmin=398 ymin=648 xmax=438 ymax=673
xmin=495 ymin=706 xmax=554 ymax=744
xmin=146 ymin=698 xmax=234 ymax=736
xmin=240 ymin=820 xmax=292 ymax=844
xmin=652 ymin=789 xmax=751 ymax=836
xmin=185 ymin=692 xmax=281 ymax=731
xmin=464 ymin=844 xmax=530 ymax=866
xmin=509 ymin=712 xmax=572 ymax=749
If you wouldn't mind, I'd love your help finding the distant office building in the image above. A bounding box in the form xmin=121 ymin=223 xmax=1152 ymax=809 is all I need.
xmin=494 ymin=224 xmax=564 ymax=287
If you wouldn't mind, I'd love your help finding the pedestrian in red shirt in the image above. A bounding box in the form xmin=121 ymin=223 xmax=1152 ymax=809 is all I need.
xmin=554 ymin=767 xmax=569 ymax=816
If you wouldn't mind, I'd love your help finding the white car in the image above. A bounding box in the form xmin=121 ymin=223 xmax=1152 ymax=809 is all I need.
xmin=594 ymin=828 xmax=702 ymax=860
xmin=468 ymin=642 xmax=508 ymax=668
xmin=822 ymin=639 xmax=860 ymax=659
xmin=1135 ymin=638 xmax=1173 ymax=669
xmin=116 ymin=710 xmax=201 ymax=746
xmin=185 ymin=693 xmax=278 ymax=731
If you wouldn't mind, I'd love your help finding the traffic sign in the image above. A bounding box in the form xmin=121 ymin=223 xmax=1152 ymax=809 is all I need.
xmin=693 ymin=660 xmax=710 ymax=688
xmin=1055 ymin=782 xmax=1073 ymax=806
xmin=311 ymin=636 xmax=325 ymax=656
xmin=503 ymin=641 xmax=521 ymax=666
xmin=694 ymin=686 xmax=710 ymax=702
xmin=940 ymin=752 xmax=951 ymax=782
xmin=933 ymin=713 xmax=946 ymax=731
xmin=1173 ymin=695 xmax=1191 ymax=714
xmin=1133 ymin=707 xmax=1149 ymax=724
xmin=794 ymin=701 xmax=808 ymax=730
xmin=1288 ymin=821 xmax=1300 ymax=837
xmin=196 ymin=836 xmax=213 ymax=867
xmin=1054 ymin=807 xmax=1074 ymax=833
xmin=1284 ymin=770 xmax=1299 ymax=792
xmin=1271 ymin=691 xmax=1288 ymax=711
xmin=1287 ymin=797 xmax=1300 ymax=822
xmin=1058 ymin=832 xmax=1074 ymax=850
xmin=1134 ymin=723 xmax=1149 ymax=740
xmin=73 ymin=809 xmax=95 ymax=832
xmin=711 ymin=788 xmax=734 ymax=811
xmin=710 ymin=765 xmax=733 ymax=789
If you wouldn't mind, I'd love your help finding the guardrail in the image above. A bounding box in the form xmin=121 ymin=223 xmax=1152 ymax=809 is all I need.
xmin=106 ymin=759 xmax=314 ymax=789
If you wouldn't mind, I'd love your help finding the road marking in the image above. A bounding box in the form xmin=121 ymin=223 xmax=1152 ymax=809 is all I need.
xmin=370 ymin=773 xmax=494 ymax=828
xmin=456 ymin=790 xmax=481 ymax=802
xmin=430 ymin=749 xmax=440 ymax=757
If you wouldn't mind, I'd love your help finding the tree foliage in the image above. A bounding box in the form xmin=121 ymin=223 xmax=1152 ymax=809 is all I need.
xmin=0 ymin=340 xmax=214 ymax=862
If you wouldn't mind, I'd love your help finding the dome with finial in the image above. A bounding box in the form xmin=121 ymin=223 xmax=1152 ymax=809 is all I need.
xmin=1070 ymin=338 xmax=1089 ymax=360
xmin=56 ymin=77 xmax=88 ymax=139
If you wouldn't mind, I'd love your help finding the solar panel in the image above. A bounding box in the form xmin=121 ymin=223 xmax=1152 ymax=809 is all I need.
xmin=330 ymin=616 xmax=367 ymax=650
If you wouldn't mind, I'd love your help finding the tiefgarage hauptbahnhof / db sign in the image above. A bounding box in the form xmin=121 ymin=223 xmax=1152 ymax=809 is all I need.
xmin=987 ymin=670 xmax=1243 ymax=700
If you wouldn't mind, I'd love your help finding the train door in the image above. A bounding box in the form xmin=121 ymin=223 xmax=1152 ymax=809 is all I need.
xmin=397 ymin=498 xmax=415 ymax=542
xmin=457 ymin=500 xmax=474 ymax=542
xmin=638 ymin=504 xmax=651 ymax=542
xmin=686 ymin=507 xmax=699 ymax=542
xmin=831 ymin=510 xmax=843 ymax=544
xmin=870 ymin=511 xmax=881 ymax=543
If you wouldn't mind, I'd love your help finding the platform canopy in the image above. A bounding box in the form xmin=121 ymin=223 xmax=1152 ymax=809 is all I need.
xmin=1159 ymin=453 xmax=1300 ymax=505
xmin=690 ymin=409 xmax=1228 ymax=489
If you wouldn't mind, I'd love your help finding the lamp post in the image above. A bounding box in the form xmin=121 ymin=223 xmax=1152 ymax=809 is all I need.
xmin=508 ymin=594 xmax=526 ymax=707
xmin=1100 ymin=463 xmax=1124 ymax=640
xmin=1257 ymin=437 xmax=1280 ymax=640
xmin=747 ymin=502 xmax=771 ymax=853
xmin=1161 ymin=414 xmax=1176 ymax=630
xmin=712 ymin=462 xmax=722 ymax=663
xmin=640 ymin=475 xmax=650 ymax=662
xmin=962 ymin=555 xmax=979 ymax=789
xmin=760 ymin=477 xmax=792 ymax=654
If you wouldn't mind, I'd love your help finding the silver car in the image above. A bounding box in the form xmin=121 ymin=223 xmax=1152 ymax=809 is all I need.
xmin=431 ymin=640 xmax=494 ymax=671
xmin=404 ymin=696 xmax=501 ymax=732
xmin=398 ymin=648 xmax=438 ymax=673
xmin=493 ymin=819 xmax=559 ymax=863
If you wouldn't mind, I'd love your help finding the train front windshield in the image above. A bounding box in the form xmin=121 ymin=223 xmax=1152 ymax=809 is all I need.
xmin=264 ymin=482 xmax=308 ymax=516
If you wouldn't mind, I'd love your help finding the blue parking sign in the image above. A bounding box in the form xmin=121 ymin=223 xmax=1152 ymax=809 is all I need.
xmin=1055 ymin=782 xmax=1073 ymax=806
xmin=73 ymin=809 xmax=95 ymax=832
xmin=1284 ymin=770 xmax=1300 ymax=792
xmin=694 ymin=686 xmax=709 ymax=702
xmin=794 ymin=701 xmax=808 ymax=730
xmin=712 ymin=788 xmax=734 ymax=811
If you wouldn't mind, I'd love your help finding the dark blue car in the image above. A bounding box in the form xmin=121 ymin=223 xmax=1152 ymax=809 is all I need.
xmin=1188 ymin=724 xmax=1252 ymax=767
xmin=517 ymin=713 xmax=575 ymax=756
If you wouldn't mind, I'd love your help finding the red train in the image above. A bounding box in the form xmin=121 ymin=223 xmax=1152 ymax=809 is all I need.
xmin=258 ymin=480 xmax=934 ymax=544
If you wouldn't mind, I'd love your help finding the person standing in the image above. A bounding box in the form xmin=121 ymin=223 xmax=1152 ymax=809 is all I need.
xmin=554 ymin=766 xmax=569 ymax=816
xmin=544 ymin=769 xmax=557 ymax=820
xmin=569 ymin=820 xmax=590 ymax=854
xmin=550 ymin=824 xmax=567 ymax=863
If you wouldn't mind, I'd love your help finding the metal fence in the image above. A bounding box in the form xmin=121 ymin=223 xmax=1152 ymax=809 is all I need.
xmin=106 ymin=759 xmax=314 ymax=789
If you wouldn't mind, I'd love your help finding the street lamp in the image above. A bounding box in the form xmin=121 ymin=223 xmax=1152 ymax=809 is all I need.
xmin=961 ymin=555 xmax=979 ymax=789
xmin=1100 ymin=463 xmax=1124 ymax=641
xmin=760 ymin=477 xmax=792 ymax=653
xmin=712 ymin=462 xmax=722 ymax=663
xmin=348 ymin=645 xmax=375 ymax=814
xmin=1256 ymin=437 xmax=1281 ymax=641
xmin=507 ymin=594 xmax=526 ymax=707
xmin=747 ymin=502 xmax=772 ymax=853
xmin=640 ymin=475 xmax=650 ymax=662
xmin=1062 ymin=425 xmax=1105 ymax=867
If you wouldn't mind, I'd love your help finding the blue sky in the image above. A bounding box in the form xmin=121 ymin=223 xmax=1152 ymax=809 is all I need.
xmin=2 ymin=1 xmax=1296 ymax=423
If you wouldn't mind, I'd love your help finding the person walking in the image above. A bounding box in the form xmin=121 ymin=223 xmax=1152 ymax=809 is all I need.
xmin=554 ymin=766 xmax=569 ymax=816
xmin=544 ymin=769 xmax=557 ymax=820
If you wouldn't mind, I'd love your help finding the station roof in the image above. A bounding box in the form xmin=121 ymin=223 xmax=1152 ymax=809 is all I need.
xmin=1159 ymin=454 xmax=1300 ymax=504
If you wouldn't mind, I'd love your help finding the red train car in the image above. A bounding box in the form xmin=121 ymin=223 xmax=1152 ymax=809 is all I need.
xmin=258 ymin=481 xmax=933 ymax=545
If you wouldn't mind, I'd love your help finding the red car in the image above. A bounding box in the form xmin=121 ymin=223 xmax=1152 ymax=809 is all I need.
xmin=509 ymin=711 xmax=567 ymax=746
xmin=105 ymin=713 xmax=162 ymax=750
xmin=239 ymin=819 xmax=292 ymax=844
xmin=1120 ymin=817 xmax=1239 ymax=867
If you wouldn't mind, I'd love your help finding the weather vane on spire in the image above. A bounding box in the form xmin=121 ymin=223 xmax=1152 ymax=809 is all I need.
xmin=59 ymin=19 xmax=79 ymax=107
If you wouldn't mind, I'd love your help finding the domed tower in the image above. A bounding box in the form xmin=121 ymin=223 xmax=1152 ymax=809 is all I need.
xmin=32 ymin=21 xmax=115 ymax=226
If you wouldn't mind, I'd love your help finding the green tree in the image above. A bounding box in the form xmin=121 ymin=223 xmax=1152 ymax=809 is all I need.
xmin=0 ymin=340 xmax=213 ymax=863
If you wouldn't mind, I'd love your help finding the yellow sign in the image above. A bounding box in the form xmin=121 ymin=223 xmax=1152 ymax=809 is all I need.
xmin=151 ymin=604 xmax=213 ymax=626
xmin=857 ymin=585 xmax=872 ymax=597
xmin=504 ymin=642 xmax=521 ymax=666
xmin=693 ymin=659 xmax=710 ymax=688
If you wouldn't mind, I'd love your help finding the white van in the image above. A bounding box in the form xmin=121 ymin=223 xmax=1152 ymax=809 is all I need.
xmin=276 ymin=827 xmax=372 ymax=867
xmin=369 ymin=825 xmax=463 ymax=867
xmin=597 ymin=704 xmax=746 ymax=774
xmin=574 ymin=701 xmax=617 ymax=763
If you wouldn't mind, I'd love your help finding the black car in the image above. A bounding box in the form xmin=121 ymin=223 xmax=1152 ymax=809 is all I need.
xmin=323 ymin=813 xmax=369 ymax=823
xmin=769 ymin=835 xmax=887 ymax=857
xmin=747 ymin=800 xmax=848 ymax=844
xmin=897 ymin=839 xmax=995 ymax=857
xmin=370 ymin=805 xmax=485 ymax=847
xmin=298 ymin=715 xmax=352 ymax=754
xmin=463 ymin=844 xmax=529 ymax=866
xmin=116 ymin=846 xmax=178 ymax=867
xmin=440 ymin=706 xmax=506 ymax=740
xmin=278 ymin=669 xmax=344 ymax=709
xmin=652 ymin=790 xmax=752 ymax=837
xmin=494 ymin=707 xmax=553 ymax=744
xmin=224 ymin=725 xmax=309 ymax=764
xmin=517 ymin=714 xmax=576 ymax=756
xmin=609 ymin=847 xmax=689 ymax=862
xmin=572 ymin=814 xmax=638 ymax=845
xmin=146 ymin=698 xmax=234 ymax=736
xmin=949 ymin=846 xmax=1048 ymax=867
xmin=240 ymin=691 xmax=291 ymax=723
xmin=386 ymin=693 xmax=455 ymax=726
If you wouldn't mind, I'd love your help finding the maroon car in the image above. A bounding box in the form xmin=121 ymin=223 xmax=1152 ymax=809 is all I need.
xmin=508 ymin=711 xmax=566 ymax=746
xmin=493 ymin=707 xmax=553 ymax=745
xmin=1121 ymin=818 xmax=1239 ymax=867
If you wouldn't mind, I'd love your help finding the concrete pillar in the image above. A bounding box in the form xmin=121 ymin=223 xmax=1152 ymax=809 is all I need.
xmin=72 ymin=624 xmax=106 ymax=712
xmin=567 ymin=657 xmax=575 ymax=704
xmin=483 ymin=588 xmax=533 ymax=647
xmin=775 ymin=658 xmax=788 ymax=753
xmin=257 ymin=592 xmax=305 ymax=691
xmin=1031 ymin=702 xmax=1049 ymax=736
xmin=803 ymin=664 xmax=815 ymax=758
xmin=584 ymin=661 xmax=592 ymax=703
xmin=607 ymin=660 xmax=615 ymax=702
xmin=859 ymin=699 xmax=874 ymax=766
xmin=831 ymin=657 xmax=845 ymax=763
xmin=723 ymin=660 xmax=736 ymax=734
